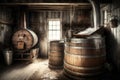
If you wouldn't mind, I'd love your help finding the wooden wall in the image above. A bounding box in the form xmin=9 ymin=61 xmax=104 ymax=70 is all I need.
xmin=0 ymin=7 xmax=13 ymax=52
xmin=0 ymin=6 xmax=91 ymax=58
xmin=110 ymin=2 xmax=120 ymax=71
xmin=101 ymin=0 xmax=120 ymax=71
xmin=28 ymin=9 xmax=91 ymax=58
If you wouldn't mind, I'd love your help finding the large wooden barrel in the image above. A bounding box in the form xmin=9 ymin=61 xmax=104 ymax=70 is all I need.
xmin=49 ymin=40 xmax=64 ymax=69
xmin=64 ymin=36 xmax=106 ymax=78
xmin=12 ymin=29 xmax=38 ymax=52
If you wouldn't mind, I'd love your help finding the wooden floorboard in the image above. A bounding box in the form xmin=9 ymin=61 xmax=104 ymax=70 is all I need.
xmin=0 ymin=59 xmax=66 ymax=80
xmin=0 ymin=59 xmax=119 ymax=80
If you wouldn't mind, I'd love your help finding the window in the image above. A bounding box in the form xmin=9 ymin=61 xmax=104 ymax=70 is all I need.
xmin=48 ymin=19 xmax=61 ymax=41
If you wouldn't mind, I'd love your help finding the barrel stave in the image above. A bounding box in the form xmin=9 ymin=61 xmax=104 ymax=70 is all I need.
xmin=64 ymin=37 xmax=106 ymax=77
xmin=49 ymin=40 xmax=64 ymax=69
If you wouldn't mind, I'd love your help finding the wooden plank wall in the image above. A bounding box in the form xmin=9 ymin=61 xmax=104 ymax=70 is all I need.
xmin=110 ymin=2 xmax=120 ymax=71
xmin=101 ymin=0 xmax=120 ymax=71
xmin=0 ymin=6 xmax=12 ymax=53
xmin=29 ymin=9 xmax=91 ymax=58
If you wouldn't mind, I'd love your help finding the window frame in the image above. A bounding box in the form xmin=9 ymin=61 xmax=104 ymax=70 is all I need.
xmin=47 ymin=18 xmax=62 ymax=42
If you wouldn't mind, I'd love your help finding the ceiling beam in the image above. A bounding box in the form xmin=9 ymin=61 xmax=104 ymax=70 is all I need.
xmin=0 ymin=3 xmax=91 ymax=6
xmin=28 ymin=5 xmax=91 ymax=10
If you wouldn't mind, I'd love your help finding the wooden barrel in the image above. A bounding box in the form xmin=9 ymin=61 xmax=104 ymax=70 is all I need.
xmin=49 ymin=40 xmax=64 ymax=69
xmin=12 ymin=29 xmax=38 ymax=52
xmin=64 ymin=37 xmax=106 ymax=78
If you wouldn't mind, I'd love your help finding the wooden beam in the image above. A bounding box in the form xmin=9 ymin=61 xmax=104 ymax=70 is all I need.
xmin=28 ymin=5 xmax=92 ymax=10
xmin=0 ymin=3 xmax=91 ymax=6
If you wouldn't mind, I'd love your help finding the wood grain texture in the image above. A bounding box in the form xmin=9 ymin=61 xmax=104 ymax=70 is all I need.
xmin=64 ymin=37 xmax=106 ymax=77
xmin=49 ymin=40 xmax=64 ymax=69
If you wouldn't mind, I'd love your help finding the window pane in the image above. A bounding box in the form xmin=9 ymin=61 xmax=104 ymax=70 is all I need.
xmin=53 ymin=21 xmax=56 ymax=26
xmin=56 ymin=31 xmax=60 ymax=36
xmin=52 ymin=25 xmax=60 ymax=30
xmin=56 ymin=35 xmax=60 ymax=40
xmin=56 ymin=31 xmax=60 ymax=35
xmin=52 ymin=26 xmax=57 ymax=30
xmin=49 ymin=31 xmax=52 ymax=35
xmin=49 ymin=21 xmax=53 ymax=26
xmin=56 ymin=21 xmax=60 ymax=26
xmin=56 ymin=25 xmax=60 ymax=30
xmin=52 ymin=31 xmax=56 ymax=36
xmin=49 ymin=25 xmax=52 ymax=30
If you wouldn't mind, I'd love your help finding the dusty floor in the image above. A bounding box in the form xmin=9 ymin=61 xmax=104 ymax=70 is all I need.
xmin=0 ymin=59 xmax=68 ymax=80
xmin=0 ymin=59 xmax=119 ymax=80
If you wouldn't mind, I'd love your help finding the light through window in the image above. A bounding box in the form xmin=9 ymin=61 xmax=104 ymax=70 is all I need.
xmin=48 ymin=19 xmax=61 ymax=41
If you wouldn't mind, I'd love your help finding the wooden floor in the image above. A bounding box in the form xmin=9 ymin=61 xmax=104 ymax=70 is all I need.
xmin=0 ymin=59 xmax=119 ymax=80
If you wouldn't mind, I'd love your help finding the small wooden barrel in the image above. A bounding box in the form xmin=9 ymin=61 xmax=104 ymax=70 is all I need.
xmin=64 ymin=36 xmax=106 ymax=78
xmin=49 ymin=40 xmax=64 ymax=69
xmin=12 ymin=29 xmax=38 ymax=52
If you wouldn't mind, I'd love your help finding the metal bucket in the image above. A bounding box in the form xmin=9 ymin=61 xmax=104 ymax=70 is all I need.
xmin=3 ymin=50 xmax=13 ymax=65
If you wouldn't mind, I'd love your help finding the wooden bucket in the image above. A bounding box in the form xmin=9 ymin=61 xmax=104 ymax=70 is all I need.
xmin=64 ymin=37 xmax=106 ymax=78
xmin=49 ymin=40 xmax=64 ymax=69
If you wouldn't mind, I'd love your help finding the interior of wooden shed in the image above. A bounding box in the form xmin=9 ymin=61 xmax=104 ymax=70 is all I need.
xmin=0 ymin=0 xmax=120 ymax=80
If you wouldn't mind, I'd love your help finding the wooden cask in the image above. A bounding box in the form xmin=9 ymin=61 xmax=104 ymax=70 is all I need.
xmin=49 ymin=40 xmax=64 ymax=69
xmin=64 ymin=37 xmax=106 ymax=78
xmin=12 ymin=29 xmax=38 ymax=52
